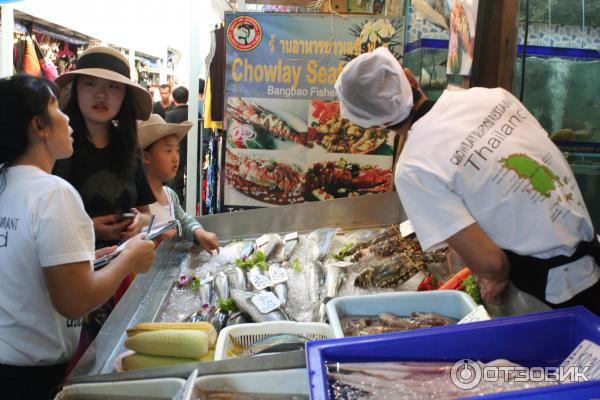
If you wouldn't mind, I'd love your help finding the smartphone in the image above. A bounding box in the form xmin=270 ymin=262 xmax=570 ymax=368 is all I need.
xmin=118 ymin=212 xmax=135 ymax=224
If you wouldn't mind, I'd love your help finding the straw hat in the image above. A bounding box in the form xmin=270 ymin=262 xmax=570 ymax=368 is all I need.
xmin=138 ymin=114 xmax=193 ymax=150
xmin=55 ymin=46 xmax=152 ymax=120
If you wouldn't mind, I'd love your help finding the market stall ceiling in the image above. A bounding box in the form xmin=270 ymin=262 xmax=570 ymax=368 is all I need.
xmin=12 ymin=0 xmax=190 ymax=58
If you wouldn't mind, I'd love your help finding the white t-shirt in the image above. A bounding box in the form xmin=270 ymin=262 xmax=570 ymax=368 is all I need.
xmin=395 ymin=87 xmax=600 ymax=304
xmin=149 ymin=187 xmax=174 ymax=225
xmin=0 ymin=165 xmax=94 ymax=365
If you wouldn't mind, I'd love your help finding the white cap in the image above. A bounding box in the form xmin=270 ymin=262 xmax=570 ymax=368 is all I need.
xmin=335 ymin=47 xmax=413 ymax=128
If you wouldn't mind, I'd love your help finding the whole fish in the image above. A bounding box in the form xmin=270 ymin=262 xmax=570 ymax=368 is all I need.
xmin=255 ymin=233 xmax=283 ymax=261
xmin=268 ymin=262 xmax=288 ymax=306
xmin=226 ymin=311 xmax=249 ymax=327
xmin=239 ymin=240 xmax=255 ymax=260
xmin=305 ymin=228 xmax=338 ymax=262
xmin=318 ymin=264 xmax=344 ymax=322
xmin=209 ymin=308 xmax=229 ymax=333
xmin=305 ymin=261 xmax=322 ymax=303
xmin=230 ymin=289 xmax=288 ymax=323
xmin=215 ymin=270 xmax=230 ymax=300
xmin=199 ymin=271 xmax=214 ymax=306
xmin=228 ymin=333 xmax=312 ymax=357
xmin=227 ymin=265 xmax=247 ymax=290
xmin=283 ymin=232 xmax=299 ymax=261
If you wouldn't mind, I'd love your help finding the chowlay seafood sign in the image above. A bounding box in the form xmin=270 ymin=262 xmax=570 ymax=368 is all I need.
xmin=223 ymin=13 xmax=404 ymax=211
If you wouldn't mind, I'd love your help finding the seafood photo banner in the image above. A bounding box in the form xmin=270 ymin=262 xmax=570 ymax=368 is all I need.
xmin=446 ymin=0 xmax=479 ymax=76
xmin=223 ymin=12 xmax=404 ymax=211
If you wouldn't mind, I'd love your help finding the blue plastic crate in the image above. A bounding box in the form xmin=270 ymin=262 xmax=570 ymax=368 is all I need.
xmin=306 ymin=306 xmax=600 ymax=399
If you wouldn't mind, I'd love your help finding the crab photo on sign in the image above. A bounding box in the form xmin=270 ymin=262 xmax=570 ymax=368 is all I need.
xmin=304 ymin=153 xmax=392 ymax=202
xmin=307 ymin=100 xmax=394 ymax=155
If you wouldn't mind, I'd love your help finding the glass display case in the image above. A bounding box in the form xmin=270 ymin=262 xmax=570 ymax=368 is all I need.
xmin=513 ymin=0 xmax=600 ymax=230
xmin=402 ymin=0 xmax=466 ymax=100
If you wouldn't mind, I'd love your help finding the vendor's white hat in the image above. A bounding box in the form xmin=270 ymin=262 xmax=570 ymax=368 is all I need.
xmin=138 ymin=114 xmax=193 ymax=150
xmin=335 ymin=47 xmax=413 ymax=128
xmin=55 ymin=46 xmax=152 ymax=120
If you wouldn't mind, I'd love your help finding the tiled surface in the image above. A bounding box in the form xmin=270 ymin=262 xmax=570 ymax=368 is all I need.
xmin=408 ymin=7 xmax=600 ymax=52
xmin=519 ymin=22 xmax=600 ymax=50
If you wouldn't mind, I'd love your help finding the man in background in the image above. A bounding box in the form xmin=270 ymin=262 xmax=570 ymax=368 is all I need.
xmin=165 ymin=86 xmax=189 ymax=205
xmin=152 ymin=84 xmax=173 ymax=118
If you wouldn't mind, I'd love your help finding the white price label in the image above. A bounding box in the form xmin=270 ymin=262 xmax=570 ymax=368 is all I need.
xmin=399 ymin=220 xmax=415 ymax=237
xmin=269 ymin=268 xmax=288 ymax=284
xmin=249 ymin=274 xmax=271 ymax=291
xmin=255 ymin=234 xmax=270 ymax=248
xmin=458 ymin=305 xmax=491 ymax=324
xmin=332 ymin=261 xmax=354 ymax=268
xmin=560 ymin=339 xmax=600 ymax=381
xmin=252 ymin=292 xmax=281 ymax=314
xmin=284 ymin=232 xmax=299 ymax=242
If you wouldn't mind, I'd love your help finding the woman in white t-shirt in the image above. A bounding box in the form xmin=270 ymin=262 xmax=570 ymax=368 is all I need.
xmin=0 ymin=75 xmax=156 ymax=399
xmin=335 ymin=48 xmax=600 ymax=315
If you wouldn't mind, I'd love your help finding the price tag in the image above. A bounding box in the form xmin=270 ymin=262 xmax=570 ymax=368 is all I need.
xmin=457 ymin=305 xmax=491 ymax=324
xmin=200 ymin=275 xmax=214 ymax=285
xmin=399 ymin=220 xmax=415 ymax=237
xmin=249 ymin=274 xmax=271 ymax=291
xmin=560 ymin=339 xmax=600 ymax=381
xmin=284 ymin=232 xmax=299 ymax=242
xmin=251 ymin=292 xmax=281 ymax=314
xmin=269 ymin=268 xmax=288 ymax=284
xmin=255 ymin=234 xmax=270 ymax=248
xmin=332 ymin=261 xmax=354 ymax=268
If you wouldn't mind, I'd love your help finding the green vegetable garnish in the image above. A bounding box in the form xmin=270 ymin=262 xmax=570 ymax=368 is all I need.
xmin=252 ymin=251 xmax=266 ymax=263
xmin=291 ymin=258 xmax=302 ymax=272
xmin=256 ymin=260 xmax=269 ymax=271
xmin=334 ymin=242 xmax=354 ymax=260
xmin=234 ymin=250 xmax=269 ymax=271
xmin=462 ymin=275 xmax=481 ymax=304
xmin=188 ymin=277 xmax=200 ymax=291
xmin=218 ymin=298 xmax=238 ymax=312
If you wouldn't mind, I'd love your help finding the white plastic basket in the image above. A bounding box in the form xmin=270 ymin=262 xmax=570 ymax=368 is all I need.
xmin=54 ymin=378 xmax=186 ymax=400
xmin=194 ymin=368 xmax=309 ymax=396
xmin=214 ymin=321 xmax=333 ymax=360
xmin=326 ymin=290 xmax=478 ymax=338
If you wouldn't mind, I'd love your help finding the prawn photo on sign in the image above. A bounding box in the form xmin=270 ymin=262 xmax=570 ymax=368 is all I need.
xmin=226 ymin=97 xmax=308 ymax=150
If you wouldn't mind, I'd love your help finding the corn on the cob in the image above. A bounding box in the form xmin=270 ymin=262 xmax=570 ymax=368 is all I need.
xmin=200 ymin=349 xmax=215 ymax=362
xmin=122 ymin=352 xmax=197 ymax=371
xmin=126 ymin=321 xmax=217 ymax=347
xmin=125 ymin=329 xmax=209 ymax=359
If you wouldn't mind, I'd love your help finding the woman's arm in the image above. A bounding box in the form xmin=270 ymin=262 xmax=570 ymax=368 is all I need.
xmin=43 ymin=234 xmax=155 ymax=319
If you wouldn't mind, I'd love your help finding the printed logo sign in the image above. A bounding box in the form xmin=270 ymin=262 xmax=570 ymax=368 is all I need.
xmin=227 ymin=16 xmax=263 ymax=52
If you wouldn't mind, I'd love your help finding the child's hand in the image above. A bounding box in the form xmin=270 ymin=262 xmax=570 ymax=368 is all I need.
xmin=194 ymin=229 xmax=219 ymax=253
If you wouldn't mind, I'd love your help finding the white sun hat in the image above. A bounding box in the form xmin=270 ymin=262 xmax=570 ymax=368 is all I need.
xmin=335 ymin=47 xmax=413 ymax=128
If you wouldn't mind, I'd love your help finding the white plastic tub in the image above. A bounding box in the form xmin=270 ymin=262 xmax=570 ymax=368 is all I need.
xmin=326 ymin=290 xmax=478 ymax=338
xmin=214 ymin=321 xmax=333 ymax=360
xmin=54 ymin=377 xmax=186 ymax=399
xmin=194 ymin=368 xmax=309 ymax=396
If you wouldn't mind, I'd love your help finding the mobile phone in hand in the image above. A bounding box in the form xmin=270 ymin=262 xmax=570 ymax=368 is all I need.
xmin=118 ymin=212 xmax=135 ymax=224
